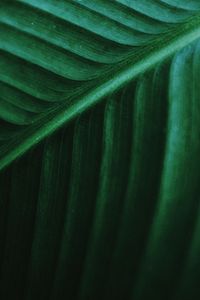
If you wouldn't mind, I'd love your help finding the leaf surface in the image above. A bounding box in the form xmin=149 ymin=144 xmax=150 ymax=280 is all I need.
xmin=1 ymin=1 xmax=200 ymax=300
xmin=1 ymin=0 xmax=200 ymax=169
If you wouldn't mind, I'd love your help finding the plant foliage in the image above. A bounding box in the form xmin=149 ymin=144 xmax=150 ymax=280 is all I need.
xmin=0 ymin=1 xmax=200 ymax=299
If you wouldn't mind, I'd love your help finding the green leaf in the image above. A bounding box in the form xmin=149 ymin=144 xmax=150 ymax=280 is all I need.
xmin=1 ymin=1 xmax=200 ymax=300
xmin=0 ymin=0 xmax=200 ymax=169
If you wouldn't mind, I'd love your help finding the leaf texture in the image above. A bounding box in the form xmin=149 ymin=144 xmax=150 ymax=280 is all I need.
xmin=1 ymin=1 xmax=200 ymax=300
xmin=1 ymin=0 xmax=200 ymax=168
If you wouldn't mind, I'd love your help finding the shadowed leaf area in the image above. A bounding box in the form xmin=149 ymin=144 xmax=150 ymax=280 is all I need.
xmin=0 ymin=1 xmax=200 ymax=299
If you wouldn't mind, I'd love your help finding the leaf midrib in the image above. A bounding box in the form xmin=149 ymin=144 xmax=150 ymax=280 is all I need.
xmin=1 ymin=14 xmax=200 ymax=171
